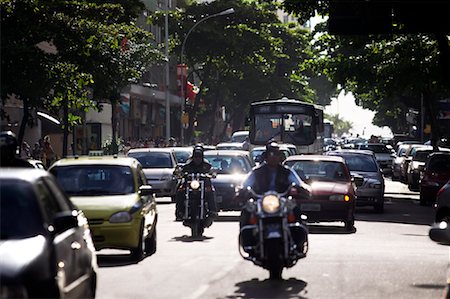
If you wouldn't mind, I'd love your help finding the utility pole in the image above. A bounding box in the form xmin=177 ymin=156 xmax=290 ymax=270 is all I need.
xmin=164 ymin=0 xmax=170 ymax=143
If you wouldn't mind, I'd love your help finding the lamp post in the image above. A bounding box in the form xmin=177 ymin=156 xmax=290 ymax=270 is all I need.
xmin=164 ymin=0 xmax=170 ymax=143
xmin=180 ymin=7 xmax=234 ymax=145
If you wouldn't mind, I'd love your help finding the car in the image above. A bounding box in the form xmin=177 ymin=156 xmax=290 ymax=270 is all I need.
xmin=215 ymin=142 xmax=249 ymax=151
xmin=250 ymin=145 xmax=292 ymax=164
xmin=420 ymin=152 xmax=450 ymax=206
xmin=167 ymin=146 xmax=193 ymax=166
xmin=203 ymin=150 xmax=255 ymax=211
xmin=406 ymin=147 xmax=450 ymax=191
xmin=0 ymin=169 xmax=97 ymax=298
xmin=429 ymin=221 xmax=450 ymax=299
xmin=391 ymin=143 xmax=411 ymax=180
xmin=127 ymin=148 xmax=181 ymax=201
xmin=356 ymin=143 xmax=395 ymax=174
xmin=283 ymin=155 xmax=359 ymax=230
xmin=326 ymin=149 xmax=385 ymax=213
xmin=230 ymin=130 xmax=249 ymax=143
xmin=400 ymin=144 xmax=428 ymax=182
xmin=435 ymin=180 xmax=450 ymax=223
xmin=27 ymin=159 xmax=47 ymax=169
xmin=49 ymin=155 xmax=157 ymax=261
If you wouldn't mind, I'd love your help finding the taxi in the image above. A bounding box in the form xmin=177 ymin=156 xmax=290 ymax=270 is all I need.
xmin=49 ymin=155 xmax=157 ymax=261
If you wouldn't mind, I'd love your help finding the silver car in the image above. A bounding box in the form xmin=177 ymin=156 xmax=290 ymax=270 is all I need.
xmin=203 ymin=150 xmax=254 ymax=211
xmin=128 ymin=148 xmax=181 ymax=201
xmin=356 ymin=143 xmax=395 ymax=174
xmin=326 ymin=149 xmax=385 ymax=213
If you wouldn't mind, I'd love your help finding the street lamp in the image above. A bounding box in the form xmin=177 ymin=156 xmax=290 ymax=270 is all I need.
xmin=179 ymin=7 xmax=235 ymax=145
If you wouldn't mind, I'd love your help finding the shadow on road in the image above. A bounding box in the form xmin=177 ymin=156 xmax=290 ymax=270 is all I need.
xmin=171 ymin=235 xmax=214 ymax=242
xmin=222 ymin=277 xmax=307 ymax=299
xmin=307 ymin=224 xmax=356 ymax=234
xmin=96 ymin=252 xmax=153 ymax=267
xmin=354 ymin=197 xmax=435 ymax=226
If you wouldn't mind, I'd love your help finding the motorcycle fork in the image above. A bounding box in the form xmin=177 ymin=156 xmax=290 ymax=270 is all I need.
xmin=259 ymin=216 xmax=290 ymax=260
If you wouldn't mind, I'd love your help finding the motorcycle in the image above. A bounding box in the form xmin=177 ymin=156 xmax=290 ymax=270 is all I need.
xmin=238 ymin=185 xmax=309 ymax=279
xmin=181 ymin=172 xmax=215 ymax=237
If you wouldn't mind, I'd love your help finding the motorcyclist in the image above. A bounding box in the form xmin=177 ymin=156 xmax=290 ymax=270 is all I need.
xmin=175 ymin=145 xmax=218 ymax=224
xmin=0 ymin=131 xmax=34 ymax=168
xmin=236 ymin=141 xmax=310 ymax=251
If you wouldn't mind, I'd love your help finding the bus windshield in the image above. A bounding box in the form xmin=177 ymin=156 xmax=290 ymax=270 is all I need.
xmin=249 ymin=98 xmax=320 ymax=146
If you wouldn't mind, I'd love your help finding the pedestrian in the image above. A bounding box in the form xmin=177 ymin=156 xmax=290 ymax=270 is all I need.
xmin=43 ymin=135 xmax=55 ymax=168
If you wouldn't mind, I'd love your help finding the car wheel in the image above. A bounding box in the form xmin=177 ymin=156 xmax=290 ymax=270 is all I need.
xmin=145 ymin=227 xmax=157 ymax=255
xmin=130 ymin=221 xmax=145 ymax=261
xmin=344 ymin=219 xmax=354 ymax=231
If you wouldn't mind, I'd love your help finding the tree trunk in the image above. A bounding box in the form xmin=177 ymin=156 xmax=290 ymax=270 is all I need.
xmin=423 ymin=88 xmax=440 ymax=151
xmin=18 ymin=98 xmax=29 ymax=156
xmin=206 ymin=92 xmax=219 ymax=144
xmin=111 ymin=99 xmax=118 ymax=154
xmin=435 ymin=33 xmax=450 ymax=90
xmin=185 ymin=83 xmax=205 ymax=144
xmin=62 ymin=96 xmax=69 ymax=157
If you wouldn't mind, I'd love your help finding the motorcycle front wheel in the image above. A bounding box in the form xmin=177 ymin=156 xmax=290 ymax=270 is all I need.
xmin=265 ymin=239 xmax=284 ymax=280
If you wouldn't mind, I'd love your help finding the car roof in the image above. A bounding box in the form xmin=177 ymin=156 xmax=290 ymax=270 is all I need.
xmin=216 ymin=142 xmax=246 ymax=146
xmin=166 ymin=146 xmax=193 ymax=152
xmin=50 ymin=155 xmax=140 ymax=168
xmin=204 ymin=150 xmax=251 ymax=157
xmin=231 ymin=131 xmax=249 ymax=136
xmin=128 ymin=148 xmax=175 ymax=153
xmin=284 ymin=155 xmax=346 ymax=163
xmin=0 ymin=168 xmax=50 ymax=182
xmin=327 ymin=149 xmax=375 ymax=156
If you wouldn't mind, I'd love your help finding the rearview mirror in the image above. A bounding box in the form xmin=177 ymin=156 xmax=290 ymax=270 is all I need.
xmin=352 ymin=175 xmax=364 ymax=187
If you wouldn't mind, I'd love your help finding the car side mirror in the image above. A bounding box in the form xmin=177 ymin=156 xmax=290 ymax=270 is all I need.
xmin=429 ymin=222 xmax=450 ymax=245
xmin=139 ymin=185 xmax=154 ymax=197
xmin=352 ymin=175 xmax=364 ymax=187
xmin=52 ymin=211 xmax=78 ymax=234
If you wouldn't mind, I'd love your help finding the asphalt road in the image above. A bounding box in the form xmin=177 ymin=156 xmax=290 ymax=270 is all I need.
xmin=95 ymin=178 xmax=448 ymax=299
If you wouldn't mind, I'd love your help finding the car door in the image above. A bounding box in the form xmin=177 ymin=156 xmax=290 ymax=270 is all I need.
xmin=137 ymin=166 xmax=157 ymax=232
xmin=38 ymin=178 xmax=93 ymax=298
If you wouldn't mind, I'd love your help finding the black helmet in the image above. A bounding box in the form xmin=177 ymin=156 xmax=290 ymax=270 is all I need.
xmin=0 ymin=131 xmax=18 ymax=150
xmin=266 ymin=141 xmax=280 ymax=155
xmin=193 ymin=144 xmax=204 ymax=158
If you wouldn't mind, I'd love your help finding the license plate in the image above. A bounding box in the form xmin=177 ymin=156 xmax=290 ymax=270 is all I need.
xmin=216 ymin=196 xmax=222 ymax=203
xmin=264 ymin=224 xmax=282 ymax=239
xmin=301 ymin=203 xmax=321 ymax=211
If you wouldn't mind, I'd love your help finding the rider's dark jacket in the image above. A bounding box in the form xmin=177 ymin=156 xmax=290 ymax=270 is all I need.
xmin=248 ymin=163 xmax=293 ymax=194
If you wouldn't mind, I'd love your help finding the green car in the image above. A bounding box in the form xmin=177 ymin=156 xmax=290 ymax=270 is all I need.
xmin=50 ymin=156 xmax=157 ymax=261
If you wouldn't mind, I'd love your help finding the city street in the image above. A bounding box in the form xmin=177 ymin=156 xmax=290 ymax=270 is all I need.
xmin=94 ymin=178 xmax=448 ymax=299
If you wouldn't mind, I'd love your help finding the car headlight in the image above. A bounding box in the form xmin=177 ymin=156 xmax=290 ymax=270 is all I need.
xmin=262 ymin=194 xmax=280 ymax=213
xmin=0 ymin=285 xmax=28 ymax=298
xmin=109 ymin=211 xmax=132 ymax=223
xmin=190 ymin=180 xmax=200 ymax=190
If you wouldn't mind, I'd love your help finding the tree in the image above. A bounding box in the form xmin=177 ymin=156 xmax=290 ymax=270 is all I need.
xmin=151 ymin=0 xmax=332 ymax=143
xmin=325 ymin=113 xmax=352 ymax=137
xmin=1 ymin=0 xmax=163 ymax=153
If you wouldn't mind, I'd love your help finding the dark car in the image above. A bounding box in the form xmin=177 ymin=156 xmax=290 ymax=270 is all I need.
xmin=284 ymin=155 xmax=358 ymax=231
xmin=203 ymin=150 xmax=254 ymax=211
xmin=429 ymin=221 xmax=450 ymax=299
xmin=0 ymin=169 xmax=97 ymax=298
xmin=420 ymin=152 xmax=450 ymax=206
xmin=326 ymin=149 xmax=385 ymax=213
xmin=435 ymin=180 xmax=450 ymax=223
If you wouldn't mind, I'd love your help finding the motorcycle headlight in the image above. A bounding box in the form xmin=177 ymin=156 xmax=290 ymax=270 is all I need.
xmin=262 ymin=194 xmax=280 ymax=213
xmin=190 ymin=180 xmax=200 ymax=190
xmin=109 ymin=211 xmax=132 ymax=223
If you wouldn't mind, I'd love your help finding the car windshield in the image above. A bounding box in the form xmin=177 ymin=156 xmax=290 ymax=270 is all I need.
xmin=428 ymin=155 xmax=450 ymax=172
xmin=128 ymin=152 xmax=173 ymax=168
xmin=414 ymin=151 xmax=432 ymax=162
xmin=285 ymin=160 xmax=350 ymax=182
xmin=334 ymin=154 xmax=379 ymax=172
xmin=204 ymin=155 xmax=251 ymax=174
xmin=0 ymin=180 xmax=45 ymax=240
xmin=359 ymin=144 xmax=390 ymax=154
xmin=231 ymin=134 xmax=248 ymax=143
xmin=173 ymin=150 xmax=191 ymax=164
xmin=51 ymin=165 xmax=134 ymax=196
